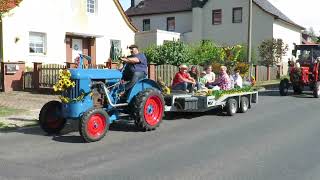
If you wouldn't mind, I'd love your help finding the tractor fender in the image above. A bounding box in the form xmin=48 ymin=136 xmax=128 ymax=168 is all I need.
xmin=127 ymin=79 xmax=162 ymax=103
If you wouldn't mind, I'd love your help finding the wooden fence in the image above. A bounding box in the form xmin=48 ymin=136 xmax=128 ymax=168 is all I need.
xmin=23 ymin=63 xmax=107 ymax=90
xmin=156 ymin=64 xmax=279 ymax=86
xmin=155 ymin=64 xmax=203 ymax=86
xmin=39 ymin=64 xmax=66 ymax=88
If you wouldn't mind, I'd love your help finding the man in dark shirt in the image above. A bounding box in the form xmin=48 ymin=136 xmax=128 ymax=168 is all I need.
xmin=120 ymin=45 xmax=148 ymax=91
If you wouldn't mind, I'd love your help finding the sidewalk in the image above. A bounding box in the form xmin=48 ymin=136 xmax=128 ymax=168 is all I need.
xmin=0 ymin=91 xmax=58 ymax=129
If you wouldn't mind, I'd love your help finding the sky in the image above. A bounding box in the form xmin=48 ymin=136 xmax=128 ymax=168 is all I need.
xmin=119 ymin=0 xmax=320 ymax=35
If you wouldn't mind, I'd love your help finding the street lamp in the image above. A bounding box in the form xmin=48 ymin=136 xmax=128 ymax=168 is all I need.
xmin=247 ymin=0 xmax=253 ymax=77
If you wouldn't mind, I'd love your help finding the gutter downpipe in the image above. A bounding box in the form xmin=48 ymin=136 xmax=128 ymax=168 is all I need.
xmin=247 ymin=0 xmax=253 ymax=77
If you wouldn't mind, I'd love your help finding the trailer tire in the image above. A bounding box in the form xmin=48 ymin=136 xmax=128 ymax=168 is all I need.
xmin=39 ymin=101 xmax=66 ymax=134
xmin=226 ymin=98 xmax=238 ymax=116
xmin=79 ymin=108 xmax=109 ymax=143
xmin=239 ymin=96 xmax=249 ymax=113
xmin=313 ymin=82 xmax=320 ymax=98
xmin=130 ymin=89 xmax=164 ymax=131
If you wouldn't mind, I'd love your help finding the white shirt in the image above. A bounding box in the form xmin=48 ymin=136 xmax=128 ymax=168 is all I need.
xmin=233 ymin=74 xmax=243 ymax=88
xmin=204 ymin=72 xmax=215 ymax=82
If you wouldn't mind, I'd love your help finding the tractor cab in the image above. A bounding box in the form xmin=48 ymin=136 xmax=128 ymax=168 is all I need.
xmin=292 ymin=44 xmax=320 ymax=85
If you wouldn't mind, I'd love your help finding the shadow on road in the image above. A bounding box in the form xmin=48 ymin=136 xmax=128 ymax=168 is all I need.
xmin=164 ymin=108 xmax=226 ymax=120
xmin=259 ymin=89 xmax=316 ymax=98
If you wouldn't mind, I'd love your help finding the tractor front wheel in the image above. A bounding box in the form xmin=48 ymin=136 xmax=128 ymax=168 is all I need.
xmin=279 ymin=79 xmax=289 ymax=96
xmin=131 ymin=89 xmax=164 ymax=131
xmin=39 ymin=101 xmax=66 ymax=134
xmin=313 ymin=82 xmax=320 ymax=98
xmin=79 ymin=108 xmax=109 ymax=143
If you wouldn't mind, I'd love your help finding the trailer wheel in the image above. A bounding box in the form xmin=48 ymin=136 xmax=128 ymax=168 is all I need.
xmin=279 ymin=79 xmax=289 ymax=96
xmin=313 ymin=82 xmax=320 ymax=98
xmin=131 ymin=89 xmax=164 ymax=131
xmin=226 ymin=98 xmax=238 ymax=116
xmin=239 ymin=96 xmax=249 ymax=113
xmin=79 ymin=108 xmax=109 ymax=143
xmin=39 ymin=101 xmax=66 ymax=134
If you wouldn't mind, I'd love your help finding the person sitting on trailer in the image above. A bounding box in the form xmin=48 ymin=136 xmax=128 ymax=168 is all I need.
xmin=232 ymin=69 xmax=243 ymax=88
xmin=210 ymin=66 xmax=232 ymax=90
xmin=171 ymin=64 xmax=196 ymax=93
xmin=204 ymin=65 xmax=216 ymax=89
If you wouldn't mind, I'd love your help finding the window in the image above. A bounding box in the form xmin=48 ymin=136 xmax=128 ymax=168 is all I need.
xmin=143 ymin=19 xmax=150 ymax=31
xmin=233 ymin=7 xmax=242 ymax=23
xmin=167 ymin=17 xmax=175 ymax=31
xmin=212 ymin=9 xmax=222 ymax=25
xmin=87 ymin=0 xmax=96 ymax=14
xmin=29 ymin=32 xmax=46 ymax=54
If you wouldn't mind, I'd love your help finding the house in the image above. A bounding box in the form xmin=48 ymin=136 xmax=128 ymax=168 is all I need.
xmin=127 ymin=0 xmax=304 ymax=73
xmin=0 ymin=0 xmax=137 ymax=67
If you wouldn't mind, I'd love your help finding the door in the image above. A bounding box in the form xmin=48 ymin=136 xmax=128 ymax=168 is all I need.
xmin=72 ymin=39 xmax=83 ymax=62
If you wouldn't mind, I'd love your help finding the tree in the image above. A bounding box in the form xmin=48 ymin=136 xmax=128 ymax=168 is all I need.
xmin=0 ymin=0 xmax=22 ymax=17
xmin=303 ymin=27 xmax=319 ymax=43
xmin=258 ymin=39 xmax=288 ymax=66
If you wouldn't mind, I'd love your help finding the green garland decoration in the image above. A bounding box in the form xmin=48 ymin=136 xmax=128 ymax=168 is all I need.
xmin=211 ymin=86 xmax=253 ymax=99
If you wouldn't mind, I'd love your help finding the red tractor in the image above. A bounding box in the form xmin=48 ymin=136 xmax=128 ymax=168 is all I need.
xmin=279 ymin=44 xmax=320 ymax=98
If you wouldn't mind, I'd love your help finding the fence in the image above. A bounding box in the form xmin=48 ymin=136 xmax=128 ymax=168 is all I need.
xmin=155 ymin=64 xmax=203 ymax=86
xmin=23 ymin=72 xmax=33 ymax=89
xmin=39 ymin=64 xmax=66 ymax=88
xmin=156 ymin=64 xmax=279 ymax=86
xmin=23 ymin=63 xmax=107 ymax=90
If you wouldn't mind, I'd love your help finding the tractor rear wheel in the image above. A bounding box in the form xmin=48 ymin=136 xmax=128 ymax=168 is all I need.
xmin=313 ymin=82 xmax=320 ymax=98
xmin=130 ymin=89 xmax=164 ymax=131
xmin=226 ymin=98 xmax=238 ymax=116
xmin=39 ymin=101 xmax=66 ymax=134
xmin=279 ymin=79 xmax=289 ymax=96
xmin=79 ymin=108 xmax=109 ymax=143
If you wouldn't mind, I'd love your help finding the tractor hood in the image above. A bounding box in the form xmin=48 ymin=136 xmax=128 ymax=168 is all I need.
xmin=69 ymin=68 xmax=122 ymax=80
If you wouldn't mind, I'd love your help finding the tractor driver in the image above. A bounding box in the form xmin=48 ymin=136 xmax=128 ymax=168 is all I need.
xmin=120 ymin=45 xmax=148 ymax=91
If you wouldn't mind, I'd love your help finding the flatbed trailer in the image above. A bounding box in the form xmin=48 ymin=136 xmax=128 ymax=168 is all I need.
xmin=164 ymin=91 xmax=258 ymax=116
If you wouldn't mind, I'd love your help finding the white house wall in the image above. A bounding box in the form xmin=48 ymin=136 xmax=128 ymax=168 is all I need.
xmin=201 ymin=0 xmax=249 ymax=45
xmin=199 ymin=1 xmax=273 ymax=48
xmin=130 ymin=11 xmax=192 ymax=33
xmin=135 ymin=30 xmax=181 ymax=50
xmin=273 ymin=20 xmax=302 ymax=74
xmin=1 ymin=0 xmax=135 ymax=66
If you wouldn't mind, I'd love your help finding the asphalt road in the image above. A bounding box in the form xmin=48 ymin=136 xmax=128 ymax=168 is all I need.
xmin=1 ymin=90 xmax=320 ymax=180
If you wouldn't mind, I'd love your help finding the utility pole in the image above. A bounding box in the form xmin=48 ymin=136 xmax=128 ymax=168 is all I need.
xmin=247 ymin=0 xmax=253 ymax=77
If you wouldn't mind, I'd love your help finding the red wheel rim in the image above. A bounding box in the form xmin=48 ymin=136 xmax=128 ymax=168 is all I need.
xmin=144 ymin=95 xmax=163 ymax=126
xmin=86 ymin=113 xmax=106 ymax=139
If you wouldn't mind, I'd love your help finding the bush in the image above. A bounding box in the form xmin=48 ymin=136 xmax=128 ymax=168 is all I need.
xmin=189 ymin=40 xmax=225 ymax=65
xmin=143 ymin=41 xmax=193 ymax=66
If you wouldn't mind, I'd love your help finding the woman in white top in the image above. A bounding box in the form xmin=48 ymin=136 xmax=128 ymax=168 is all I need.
xmin=204 ymin=65 xmax=216 ymax=89
xmin=232 ymin=69 xmax=243 ymax=88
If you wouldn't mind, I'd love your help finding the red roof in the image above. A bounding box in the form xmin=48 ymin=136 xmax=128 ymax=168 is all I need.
xmin=0 ymin=0 xmax=21 ymax=13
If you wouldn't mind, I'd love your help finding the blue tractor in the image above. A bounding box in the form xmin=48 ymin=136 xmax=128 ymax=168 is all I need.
xmin=39 ymin=55 xmax=165 ymax=142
